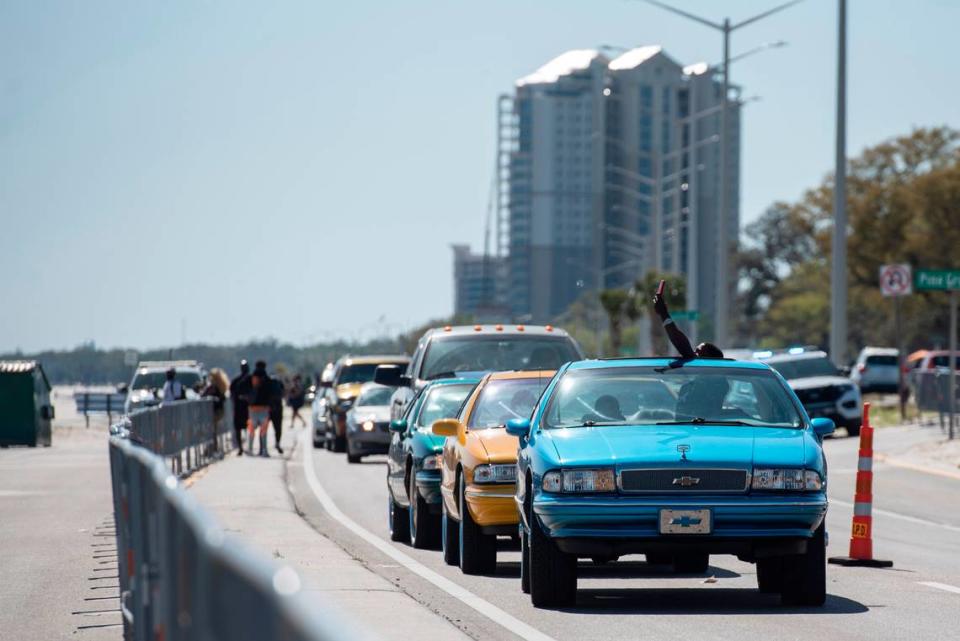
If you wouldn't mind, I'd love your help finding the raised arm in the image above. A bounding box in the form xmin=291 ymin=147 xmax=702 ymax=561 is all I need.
xmin=653 ymin=293 xmax=696 ymax=359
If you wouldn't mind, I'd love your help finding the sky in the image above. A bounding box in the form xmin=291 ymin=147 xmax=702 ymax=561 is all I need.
xmin=2 ymin=0 xmax=958 ymax=353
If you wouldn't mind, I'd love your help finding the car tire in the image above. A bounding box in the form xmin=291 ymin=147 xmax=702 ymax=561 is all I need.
xmin=756 ymin=557 xmax=784 ymax=593
xmin=673 ymin=553 xmax=709 ymax=574
xmin=520 ymin=526 xmax=531 ymax=594
xmin=645 ymin=553 xmax=672 ymax=566
xmin=388 ymin=487 xmax=409 ymax=543
xmin=846 ymin=423 xmax=861 ymax=438
xmin=458 ymin=475 xmax=497 ymax=575
xmin=441 ymin=495 xmax=459 ymax=566
xmin=409 ymin=466 xmax=439 ymax=550
xmin=528 ymin=496 xmax=576 ymax=608
xmin=781 ymin=523 xmax=826 ymax=606
xmin=312 ymin=437 xmax=323 ymax=448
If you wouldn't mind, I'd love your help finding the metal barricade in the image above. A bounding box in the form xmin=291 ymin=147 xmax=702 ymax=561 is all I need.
xmin=127 ymin=399 xmax=234 ymax=476
xmin=109 ymin=422 xmax=362 ymax=640
xmin=914 ymin=369 xmax=958 ymax=433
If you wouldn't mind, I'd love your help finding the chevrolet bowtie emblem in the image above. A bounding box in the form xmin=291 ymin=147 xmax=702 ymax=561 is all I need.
xmin=672 ymin=476 xmax=701 ymax=487
xmin=677 ymin=444 xmax=690 ymax=460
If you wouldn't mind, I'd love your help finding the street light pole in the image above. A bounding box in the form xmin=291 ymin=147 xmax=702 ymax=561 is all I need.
xmin=830 ymin=0 xmax=848 ymax=366
xmin=640 ymin=0 xmax=803 ymax=348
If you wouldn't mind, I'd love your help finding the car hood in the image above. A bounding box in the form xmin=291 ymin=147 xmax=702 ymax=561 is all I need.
xmin=788 ymin=376 xmax=853 ymax=390
xmin=470 ymin=427 xmax=519 ymax=464
xmin=543 ymin=424 xmax=812 ymax=469
xmin=335 ymin=383 xmax=363 ymax=399
xmin=348 ymin=406 xmax=390 ymax=423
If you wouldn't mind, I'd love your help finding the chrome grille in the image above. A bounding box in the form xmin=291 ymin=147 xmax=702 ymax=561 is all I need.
xmin=619 ymin=468 xmax=748 ymax=493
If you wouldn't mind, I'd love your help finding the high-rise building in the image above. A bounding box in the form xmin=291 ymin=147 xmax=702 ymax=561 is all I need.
xmin=501 ymin=47 xmax=741 ymax=341
xmin=451 ymin=244 xmax=507 ymax=319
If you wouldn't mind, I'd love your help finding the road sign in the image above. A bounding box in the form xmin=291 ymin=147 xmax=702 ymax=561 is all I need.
xmin=671 ymin=310 xmax=700 ymax=321
xmin=914 ymin=269 xmax=960 ymax=291
xmin=879 ymin=264 xmax=912 ymax=297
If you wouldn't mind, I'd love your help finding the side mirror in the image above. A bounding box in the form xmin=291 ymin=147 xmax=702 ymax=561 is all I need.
xmin=431 ymin=418 xmax=461 ymax=438
xmin=374 ymin=365 xmax=410 ymax=387
xmin=811 ymin=417 xmax=836 ymax=437
xmin=505 ymin=418 xmax=531 ymax=438
xmin=389 ymin=419 xmax=407 ymax=434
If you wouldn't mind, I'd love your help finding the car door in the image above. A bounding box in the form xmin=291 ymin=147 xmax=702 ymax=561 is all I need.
xmin=388 ymin=388 xmax=423 ymax=504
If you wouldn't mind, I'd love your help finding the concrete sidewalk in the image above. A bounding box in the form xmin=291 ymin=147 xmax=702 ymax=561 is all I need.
xmin=188 ymin=425 xmax=469 ymax=641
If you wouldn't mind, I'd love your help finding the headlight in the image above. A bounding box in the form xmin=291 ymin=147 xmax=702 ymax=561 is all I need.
xmin=542 ymin=468 xmax=616 ymax=493
xmin=752 ymin=468 xmax=822 ymax=491
xmin=422 ymin=454 xmax=442 ymax=471
xmin=362 ymin=420 xmax=375 ymax=432
xmin=473 ymin=464 xmax=517 ymax=484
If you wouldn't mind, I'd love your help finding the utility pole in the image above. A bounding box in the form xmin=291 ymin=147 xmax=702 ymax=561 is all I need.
xmin=830 ymin=0 xmax=848 ymax=366
xmin=640 ymin=0 xmax=803 ymax=348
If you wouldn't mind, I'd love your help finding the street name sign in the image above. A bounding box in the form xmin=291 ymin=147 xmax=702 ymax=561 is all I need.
xmin=879 ymin=264 xmax=912 ymax=297
xmin=671 ymin=310 xmax=700 ymax=320
xmin=914 ymin=269 xmax=960 ymax=291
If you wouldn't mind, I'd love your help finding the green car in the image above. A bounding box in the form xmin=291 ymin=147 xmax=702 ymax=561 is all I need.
xmin=385 ymin=377 xmax=479 ymax=549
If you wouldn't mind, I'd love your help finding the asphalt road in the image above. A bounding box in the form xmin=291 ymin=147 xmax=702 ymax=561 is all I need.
xmin=0 ymin=427 xmax=120 ymax=640
xmin=288 ymin=424 xmax=960 ymax=641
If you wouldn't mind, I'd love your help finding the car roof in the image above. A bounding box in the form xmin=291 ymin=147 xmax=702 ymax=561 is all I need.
xmin=763 ymin=351 xmax=828 ymax=363
xmin=339 ymin=354 xmax=410 ymax=366
xmin=424 ymin=324 xmax=572 ymax=339
xmin=565 ymin=358 xmax=770 ymax=371
xmin=483 ymin=369 xmax=556 ymax=381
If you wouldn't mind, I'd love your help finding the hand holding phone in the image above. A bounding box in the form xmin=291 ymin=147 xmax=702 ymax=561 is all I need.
xmin=656 ymin=280 xmax=666 ymax=297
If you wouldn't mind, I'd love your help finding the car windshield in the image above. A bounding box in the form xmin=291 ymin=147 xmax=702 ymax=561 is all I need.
xmin=416 ymin=383 xmax=476 ymax=428
xmin=543 ymin=366 xmax=803 ymax=429
xmin=421 ymin=336 xmax=579 ymax=380
xmin=132 ymin=371 xmax=201 ymax=390
xmin=355 ymin=385 xmax=393 ymax=407
xmin=467 ymin=377 xmax=551 ymax=429
xmin=338 ymin=362 xmax=404 ymax=385
xmin=767 ymin=357 xmax=838 ymax=379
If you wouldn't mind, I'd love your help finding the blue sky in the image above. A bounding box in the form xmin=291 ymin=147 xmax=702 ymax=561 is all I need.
xmin=2 ymin=0 xmax=957 ymax=352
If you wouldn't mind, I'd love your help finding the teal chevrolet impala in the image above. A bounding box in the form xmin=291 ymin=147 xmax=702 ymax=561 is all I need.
xmin=507 ymin=357 xmax=835 ymax=608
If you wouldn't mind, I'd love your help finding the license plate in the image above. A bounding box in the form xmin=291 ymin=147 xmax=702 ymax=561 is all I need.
xmin=659 ymin=509 xmax=712 ymax=534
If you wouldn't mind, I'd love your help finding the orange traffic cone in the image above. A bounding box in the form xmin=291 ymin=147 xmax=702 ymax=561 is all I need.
xmin=829 ymin=402 xmax=893 ymax=568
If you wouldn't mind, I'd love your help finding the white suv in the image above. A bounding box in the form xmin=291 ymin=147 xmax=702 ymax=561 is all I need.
xmin=123 ymin=360 xmax=205 ymax=414
xmin=850 ymin=347 xmax=900 ymax=394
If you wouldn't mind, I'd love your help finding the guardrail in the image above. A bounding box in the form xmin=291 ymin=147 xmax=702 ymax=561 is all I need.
xmin=74 ymin=391 xmax=127 ymax=426
xmin=109 ymin=400 xmax=362 ymax=641
xmin=913 ymin=369 xmax=958 ymax=436
xmin=124 ymin=398 xmax=234 ymax=476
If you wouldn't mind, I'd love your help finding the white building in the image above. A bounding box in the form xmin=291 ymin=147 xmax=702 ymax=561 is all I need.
xmin=503 ymin=47 xmax=741 ymax=341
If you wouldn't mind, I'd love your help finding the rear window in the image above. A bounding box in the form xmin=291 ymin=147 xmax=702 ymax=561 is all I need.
xmin=865 ymin=355 xmax=898 ymax=366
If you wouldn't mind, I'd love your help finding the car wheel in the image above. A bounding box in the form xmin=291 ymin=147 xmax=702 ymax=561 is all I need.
xmin=781 ymin=523 xmax=826 ymax=606
xmin=645 ymin=553 xmax=672 ymax=566
xmin=387 ymin=484 xmax=410 ymax=543
xmin=757 ymin=557 xmax=784 ymax=593
xmin=409 ymin=465 xmax=440 ymax=550
xmin=346 ymin=436 xmax=361 ymax=463
xmin=528 ymin=494 xmax=576 ymax=607
xmin=441 ymin=495 xmax=459 ymax=566
xmin=673 ymin=553 xmax=709 ymax=574
xmin=312 ymin=437 xmax=323 ymax=448
xmin=520 ymin=525 xmax=531 ymax=594
xmin=458 ymin=474 xmax=497 ymax=575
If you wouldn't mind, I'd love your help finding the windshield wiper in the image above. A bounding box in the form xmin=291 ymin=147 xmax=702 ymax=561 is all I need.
xmin=656 ymin=417 xmax=751 ymax=426
xmin=579 ymin=420 xmax=626 ymax=427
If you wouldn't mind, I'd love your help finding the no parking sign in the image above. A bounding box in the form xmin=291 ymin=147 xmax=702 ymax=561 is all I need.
xmin=879 ymin=264 xmax=912 ymax=297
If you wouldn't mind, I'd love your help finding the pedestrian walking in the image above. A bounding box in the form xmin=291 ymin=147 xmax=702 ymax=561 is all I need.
xmin=203 ymin=368 xmax=229 ymax=453
xmin=270 ymin=374 xmax=285 ymax=454
xmin=162 ymin=368 xmax=186 ymax=402
xmin=288 ymin=374 xmax=307 ymax=428
xmin=248 ymin=360 xmax=273 ymax=457
xmin=229 ymin=361 xmax=251 ymax=456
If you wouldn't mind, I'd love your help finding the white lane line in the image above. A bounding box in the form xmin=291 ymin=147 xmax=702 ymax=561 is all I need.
xmin=918 ymin=581 xmax=960 ymax=595
xmin=300 ymin=431 xmax=557 ymax=641
xmin=830 ymin=498 xmax=960 ymax=534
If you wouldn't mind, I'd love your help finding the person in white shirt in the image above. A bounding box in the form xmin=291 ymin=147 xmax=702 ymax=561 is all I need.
xmin=162 ymin=368 xmax=185 ymax=402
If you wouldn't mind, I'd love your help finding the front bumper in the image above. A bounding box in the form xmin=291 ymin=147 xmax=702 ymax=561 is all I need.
xmin=531 ymin=493 xmax=826 ymax=555
xmin=415 ymin=470 xmax=442 ymax=506
xmin=465 ymin=483 xmax=519 ymax=527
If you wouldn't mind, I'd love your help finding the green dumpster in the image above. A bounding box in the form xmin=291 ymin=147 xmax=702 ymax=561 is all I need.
xmin=0 ymin=361 xmax=53 ymax=447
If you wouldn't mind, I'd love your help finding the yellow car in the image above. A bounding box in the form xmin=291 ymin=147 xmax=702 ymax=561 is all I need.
xmin=432 ymin=370 xmax=553 ymax=574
